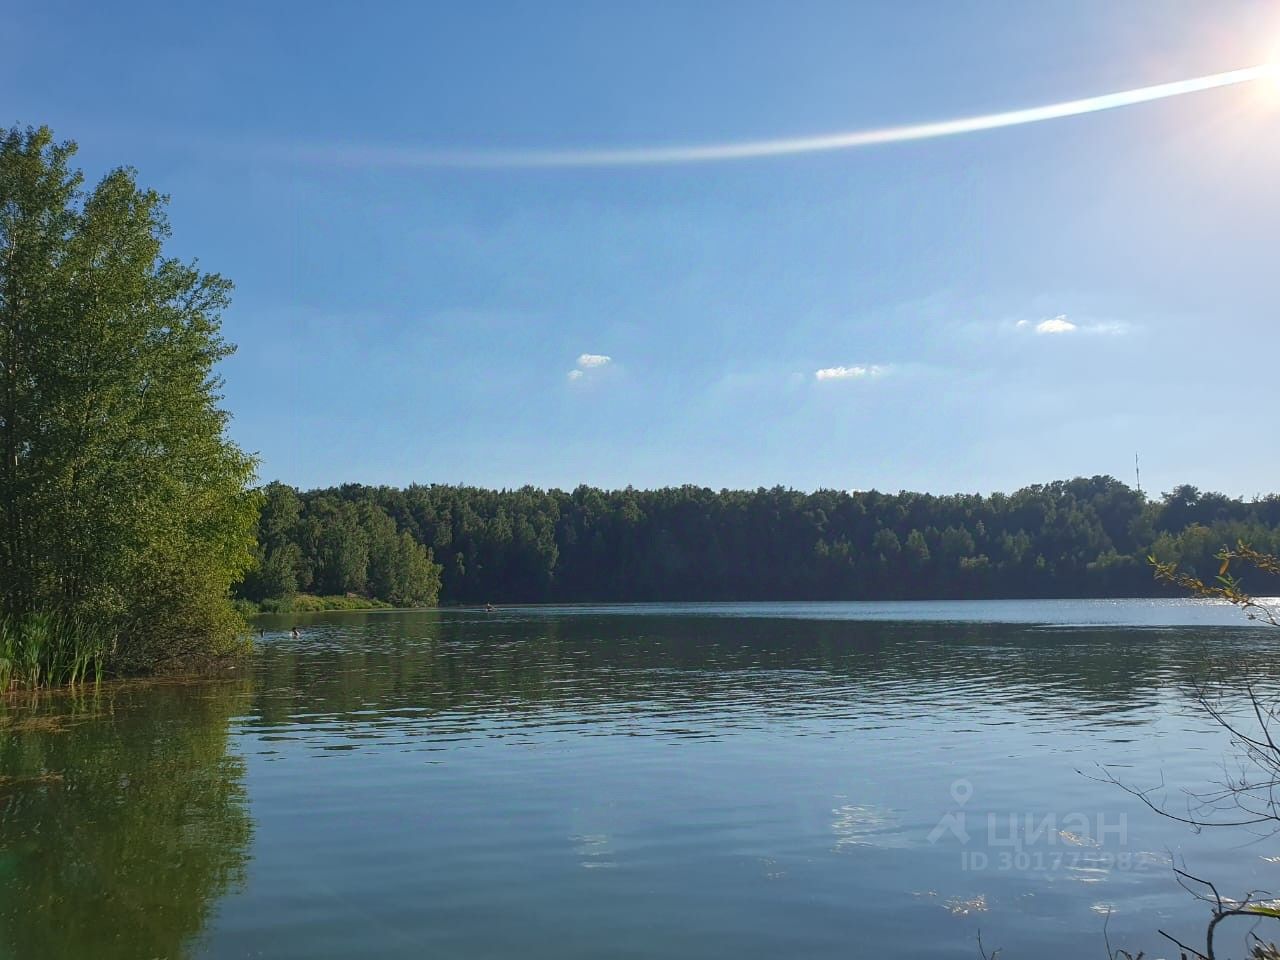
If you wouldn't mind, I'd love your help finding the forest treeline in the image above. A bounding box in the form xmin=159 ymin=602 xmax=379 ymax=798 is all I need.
xmin=236 ymin=476 xmax=1280 ymax=606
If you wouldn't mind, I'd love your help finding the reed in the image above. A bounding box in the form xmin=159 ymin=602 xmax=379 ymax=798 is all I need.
xmin=0 ymin=612 xmax=107 ymax=690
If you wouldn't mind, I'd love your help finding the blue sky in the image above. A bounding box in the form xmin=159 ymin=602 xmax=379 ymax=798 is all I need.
xmin=4 ymin=1 xmax=1279 ymax=495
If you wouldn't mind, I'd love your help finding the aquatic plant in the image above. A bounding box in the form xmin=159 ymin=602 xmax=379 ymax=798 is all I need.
xmin=0 ymin=612 xmax=107 ymax=690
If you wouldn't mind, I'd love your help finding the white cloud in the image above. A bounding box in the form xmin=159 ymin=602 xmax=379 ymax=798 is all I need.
xmin=1034 ymin=315 xmax=1077 ymax=335
xmin=567 ymin=352 xmax=613 ymax=383
xmin=1014 ymin=314 xmax=1129 ymax=337
xmin=815 ymin=364 xmax=887 ymax=381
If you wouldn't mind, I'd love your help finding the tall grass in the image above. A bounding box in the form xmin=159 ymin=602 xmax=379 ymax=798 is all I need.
xmin=0 ymin=612 xmax=107 ymax=690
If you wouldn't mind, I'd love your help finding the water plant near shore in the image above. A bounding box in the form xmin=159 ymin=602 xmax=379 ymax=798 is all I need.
xmin=0 ymin=613 xmax=107 ymax=690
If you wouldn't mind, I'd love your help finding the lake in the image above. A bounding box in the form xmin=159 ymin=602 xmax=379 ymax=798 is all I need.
xmin=3 ymin=599 xmax=1279 ymax=959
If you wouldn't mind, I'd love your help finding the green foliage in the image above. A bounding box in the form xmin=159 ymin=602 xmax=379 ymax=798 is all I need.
xmin=239 ymin=475 xmax=1280 ymax=604
xmin=236 ymin=485 xmax=441 ymax=608
xmin=238 ymin=482 xmax=304 ymax=602
xmin=257 ymin=594 xmax=393 ymax=613
xmin=0 ymin=126 xmax=259 ymax=678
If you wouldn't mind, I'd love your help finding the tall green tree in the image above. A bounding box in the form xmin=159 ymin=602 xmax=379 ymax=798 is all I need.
xmin=0 ymin=126 xmax=259 ymax=672
xmin=240 ymin=482 xmax=303 ymax=602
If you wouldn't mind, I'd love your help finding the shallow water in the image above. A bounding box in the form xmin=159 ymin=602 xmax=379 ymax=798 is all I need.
xmin=3 ymin=600 xmax=1280 ymax=959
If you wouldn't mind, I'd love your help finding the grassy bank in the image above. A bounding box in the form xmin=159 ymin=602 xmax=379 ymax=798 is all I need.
xmin=234 ymin=594 xmax=394 ymax=615
xmin=4 ymin=595 xmax=394 ymax=690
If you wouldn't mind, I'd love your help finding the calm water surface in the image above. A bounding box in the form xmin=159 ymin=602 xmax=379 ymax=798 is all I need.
xmin=3 ymin=600 xmax=1280 ymax=959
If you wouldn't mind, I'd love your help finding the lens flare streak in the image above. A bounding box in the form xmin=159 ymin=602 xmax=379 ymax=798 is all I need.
xmin=305 ymin=64 xmax=1275 ymax=170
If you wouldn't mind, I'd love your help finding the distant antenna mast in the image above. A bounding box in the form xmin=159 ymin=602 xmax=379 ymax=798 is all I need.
xmin=1135 ymin=453 xmax=1142 ymax=495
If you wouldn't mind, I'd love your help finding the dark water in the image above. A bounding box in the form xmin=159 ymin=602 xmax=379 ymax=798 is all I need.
xmin=3 ymin=600 xmax=1280 ymax=959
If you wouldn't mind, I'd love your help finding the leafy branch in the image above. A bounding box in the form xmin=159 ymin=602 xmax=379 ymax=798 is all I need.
xmin=1152 ymin=542 xmax=1280 ymax=628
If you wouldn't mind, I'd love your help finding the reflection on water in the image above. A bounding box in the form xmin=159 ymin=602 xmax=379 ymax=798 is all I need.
xmin=0 ymin=681 xmax=252 ymax=960
xmin=245 ymin=609 xmax=1271 ymax=746
xmin=3 ymin=602 xmax=1279 ymax=959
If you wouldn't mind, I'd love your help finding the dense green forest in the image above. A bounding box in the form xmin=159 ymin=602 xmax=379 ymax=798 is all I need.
xmin=237 ymin=477 xmax=1280 ymax=606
